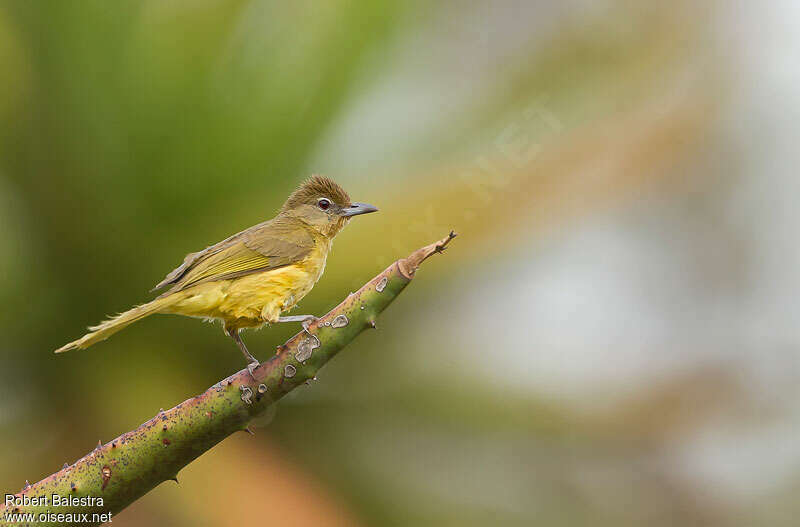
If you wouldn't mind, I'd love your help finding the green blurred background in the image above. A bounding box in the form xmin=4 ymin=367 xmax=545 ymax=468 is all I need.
xmin=2 ymin=0 xmax=799 ymax=525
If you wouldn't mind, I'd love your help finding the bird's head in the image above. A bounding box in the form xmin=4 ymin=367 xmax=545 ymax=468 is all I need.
xmin=280 ymin=175 xmax=378 ymax=237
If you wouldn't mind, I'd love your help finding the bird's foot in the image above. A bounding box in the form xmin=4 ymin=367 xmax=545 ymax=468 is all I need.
xmin=226 ymin=327 xmax=260 ymax=379
xmin=246 ymin=360 xmax=260 ymax=380
xmin=277 ymin=315 xmax=319 ymax=336
xmin=301 ymin=316 xmax=318 ymax=335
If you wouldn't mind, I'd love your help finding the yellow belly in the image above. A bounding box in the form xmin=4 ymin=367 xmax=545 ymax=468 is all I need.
xmin=165 ymin=252 xmax=326 ymax=330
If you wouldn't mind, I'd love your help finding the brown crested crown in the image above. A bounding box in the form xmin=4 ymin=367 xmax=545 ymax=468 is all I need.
xmin=281 ymin=175 xmax=351 ymax=212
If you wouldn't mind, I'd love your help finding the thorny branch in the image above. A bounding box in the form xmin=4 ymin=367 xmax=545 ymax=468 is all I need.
xmin=0 ymin=233 xmax=456 ymax=527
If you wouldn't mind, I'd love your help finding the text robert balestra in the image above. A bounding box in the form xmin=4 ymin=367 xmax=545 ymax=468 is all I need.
xmin=5 ymin=494 xmax=105 ymax=507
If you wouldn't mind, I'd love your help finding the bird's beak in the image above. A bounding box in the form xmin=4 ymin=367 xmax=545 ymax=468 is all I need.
xmin=341 ymin=202 xmax=379 ymax=217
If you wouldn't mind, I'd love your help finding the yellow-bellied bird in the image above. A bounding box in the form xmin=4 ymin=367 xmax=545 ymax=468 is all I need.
xmin=56 ymin=176 xmax=378 ymax=373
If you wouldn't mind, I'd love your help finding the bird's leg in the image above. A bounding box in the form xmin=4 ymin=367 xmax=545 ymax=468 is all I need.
xmin=276 ymin=315 xmax=319 ymax=336
xmin=225 ymin=327 xmax=259 ymax=378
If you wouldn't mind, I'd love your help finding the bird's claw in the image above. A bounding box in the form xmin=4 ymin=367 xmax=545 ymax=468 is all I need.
xmin=301 ymin=316 xmax=319 ymax=336
xmin=276 ymin=314 xmax=319 ymax=337
xmin=246 ymin=360 xmax=260 ymax=380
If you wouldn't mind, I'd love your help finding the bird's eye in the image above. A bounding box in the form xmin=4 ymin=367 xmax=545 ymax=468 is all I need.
xmin=317 ymin=198 xmax=331 ymax=211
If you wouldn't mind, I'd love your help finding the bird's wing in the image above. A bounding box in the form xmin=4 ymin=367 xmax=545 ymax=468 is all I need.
xmin=154 ymin=220 xmax=315 ymax=293
xmin=152 ymin=230 xmax=246 ymax=291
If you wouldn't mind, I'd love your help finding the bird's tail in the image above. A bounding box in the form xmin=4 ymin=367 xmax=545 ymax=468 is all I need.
xmin=55 ymin=295 xmax=177 ymax=353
